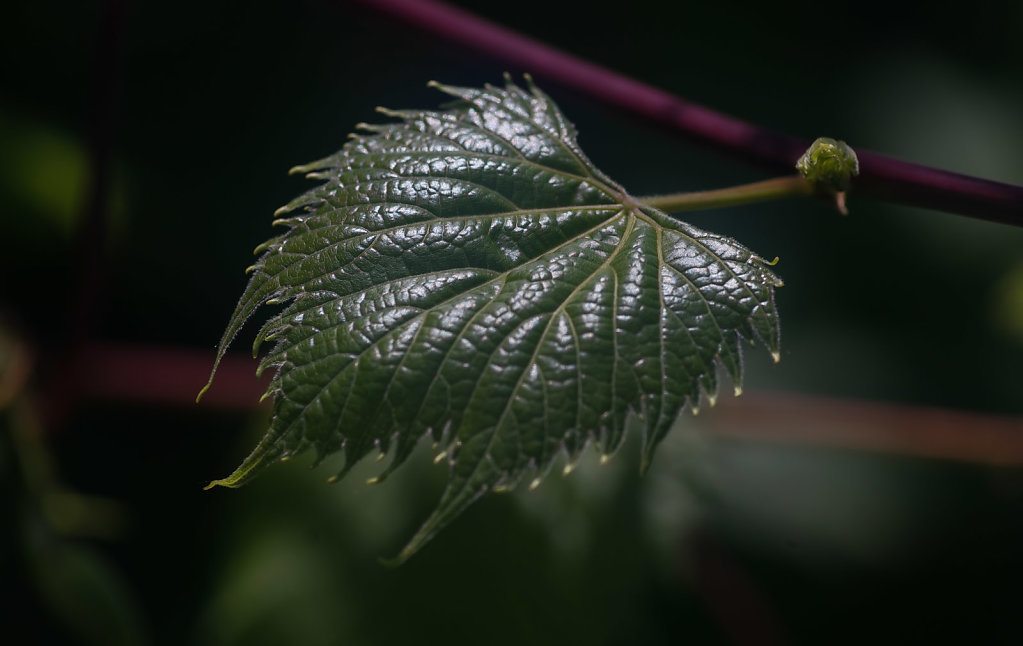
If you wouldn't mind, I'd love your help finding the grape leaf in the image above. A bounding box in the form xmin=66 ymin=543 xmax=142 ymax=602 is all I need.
xmin=201 ymin=76 xmax=782 ymax=562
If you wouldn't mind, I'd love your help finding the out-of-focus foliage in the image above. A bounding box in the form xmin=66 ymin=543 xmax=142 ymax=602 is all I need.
xmin=0 ymin=112 xmax=128 ymax=238
xmin=992 ymin=260 xmax=1023 ymax=344
xmin=1 ymin=326 xmax=145 ymax=646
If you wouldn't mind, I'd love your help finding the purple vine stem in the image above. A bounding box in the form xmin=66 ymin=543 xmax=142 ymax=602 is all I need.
xmin=348 ymin=0 xmax=1023 ymax=225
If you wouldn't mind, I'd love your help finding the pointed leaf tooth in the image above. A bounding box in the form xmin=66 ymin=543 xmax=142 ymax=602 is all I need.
xmin=205 ymin=439 xmax=284 ymax=490
xmin=374 ymin=106 xmax=407 ymax=119
xmin=253 ymin=234 xmax=284 ymax=255
xmin=255 ymin=356 xmax=282 ymax=379
xmin=252 ymin=318 xmax=284 ymax=357
xmin=698 ymin=370 xmax=717 ymax=402
xmin=372 ymin=450 xmax=415 ymax=486
xmin=717 ymin=336 xmax=743 ymax=382
xmin=273 ymin=189 xmax=322 ymax=218
xmin=289 ymin=151 xmax=342 ymax=175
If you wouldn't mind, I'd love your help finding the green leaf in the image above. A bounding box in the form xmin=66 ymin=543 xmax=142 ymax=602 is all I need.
xmin=202 ymin=77 xmax=782 ymax=562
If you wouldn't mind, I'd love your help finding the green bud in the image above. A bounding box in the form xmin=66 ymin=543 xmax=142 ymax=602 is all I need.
xmin=796 ymin=137 xmax=859 ymax=192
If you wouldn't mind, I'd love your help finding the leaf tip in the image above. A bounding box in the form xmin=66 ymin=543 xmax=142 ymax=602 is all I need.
xmin=771 ymin=350 xmax=781 ymax=364
xmin=599 ymin=454 xmax=612 ymax=465
xmin=528 ymin=477 xmax=542 ymax=491
xmin=195 ymin=382 xmax=211 ymax=404
xmin=387 ymin=532 xmax=430 ymax=566
xmin=203 ymin=477 xmax=237 ymax=491
xmin=562 ymin=462 xmax=576 ymax=476
xmin=734 ymin=385 xmax=744 ymax=397
xmin=196 ymin=357 xmax=221 ymax=403
xmin=639 ymin=450 xmax=655 ymax=476
xmin=377 ymin=554 xmax=404 ymax=569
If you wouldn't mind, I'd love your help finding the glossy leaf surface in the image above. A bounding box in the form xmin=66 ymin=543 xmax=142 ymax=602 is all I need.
xmin=203 ymin=78 xmax=782 ymax=561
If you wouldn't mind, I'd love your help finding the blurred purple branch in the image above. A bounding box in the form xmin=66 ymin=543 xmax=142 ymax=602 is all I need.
xmin=713 ymin=391 xmax=1023 ymax=466
xmin=80 ymin=343 xmax=268 ymax=411
xmin=70 ymin=0 xmax=128 ymax=345
xmin=685 ymin=530 xmax=789 ymax=646
xmin=348 ymin=0 xmax=1023 ymax=225
xmin=69 ymin=342 xmax=1023 ymax=466
xmin=43 ymin=0 xmax=129 ymax=432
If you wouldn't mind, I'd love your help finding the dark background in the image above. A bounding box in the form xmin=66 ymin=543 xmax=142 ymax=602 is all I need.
xmin=3 ymin=1 xmax=1023 ymax=644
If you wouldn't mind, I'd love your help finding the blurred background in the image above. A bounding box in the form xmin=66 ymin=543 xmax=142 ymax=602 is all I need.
xmin=2 ymin=0 xmax=1023 ymax=644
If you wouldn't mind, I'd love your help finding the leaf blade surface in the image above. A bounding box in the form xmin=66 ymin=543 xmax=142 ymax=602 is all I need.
xmin=204 ymin=78 xmax=782 ymax=561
